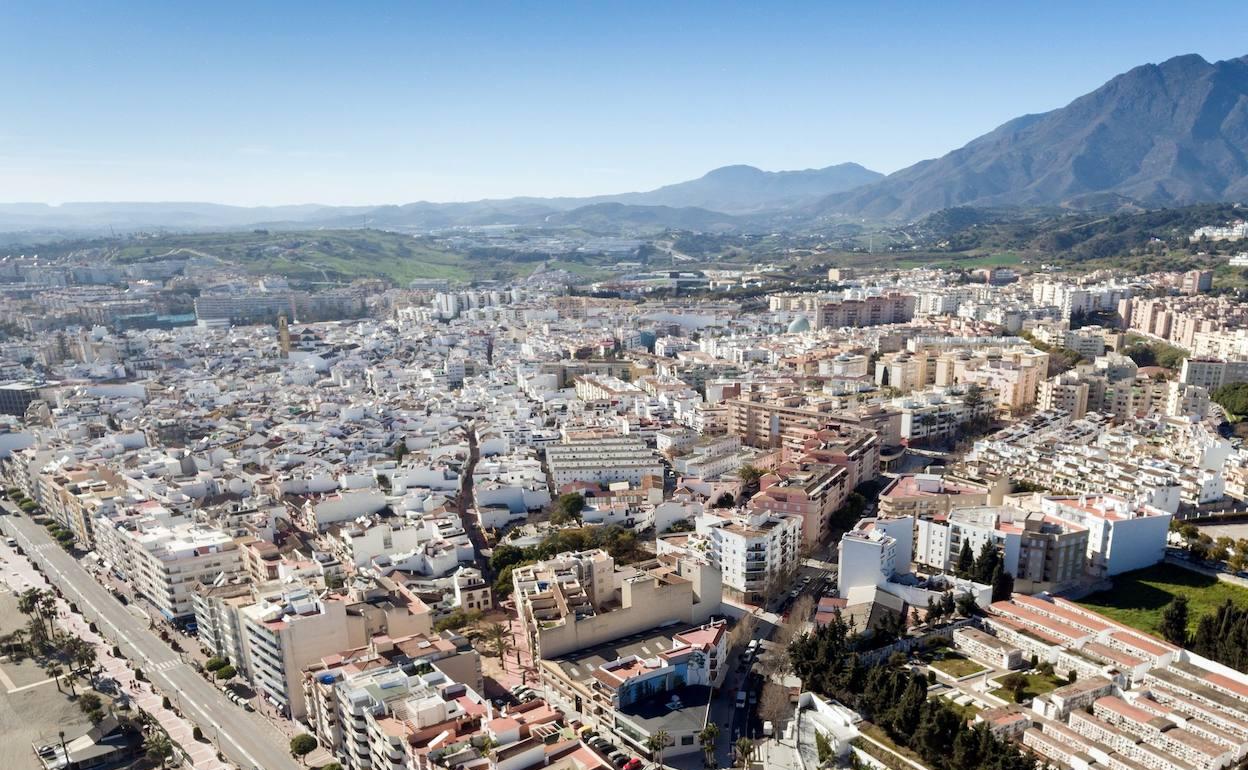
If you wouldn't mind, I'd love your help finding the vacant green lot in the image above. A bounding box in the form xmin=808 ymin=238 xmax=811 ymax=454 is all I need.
xmin=928 ymin=653 xmax=987 ymax=678
xmin=991 ymin=672 xmax=1064 ymax=703
xmin=1078 ymin=564 xmax=1248 ymax=637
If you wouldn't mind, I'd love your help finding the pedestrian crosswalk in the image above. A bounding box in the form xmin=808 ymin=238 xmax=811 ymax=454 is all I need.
xmin=151 ymin=659 xmax=180 ymax=673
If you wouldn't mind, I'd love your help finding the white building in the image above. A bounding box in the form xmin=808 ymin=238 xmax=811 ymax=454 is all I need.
xmin=242 ymin=589 xmax=352 ymax=720
xmin=659 ymin=507 xmax=802 ymax=604
xmin=95 ymin=505 xmax=244 ymax=619
xmin=545 ymin=437 xmax=664 ymax=488
xmin=1038 ymin=495 xmax=1173 ymax=577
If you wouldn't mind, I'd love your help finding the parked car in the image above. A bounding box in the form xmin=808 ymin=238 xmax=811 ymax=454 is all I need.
xmin=736 ymin=691 xmax=747 ymax=708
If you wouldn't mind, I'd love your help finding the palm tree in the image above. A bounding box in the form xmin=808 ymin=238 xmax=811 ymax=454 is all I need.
xmin=18 ymin=588 xmax=49 ymax=636
xmin=647 ymin=729 xmax=671 ymax=767
xmin=62 ymin=665 xmax=79 ymax=697
xmin=734 ymin=737 xmax=754 ymax=768
xmin=144 ymin=732 xmax=174 ymax=768
xmin=64 ymin=637 xmax=97 ymax=685
xmin=698 ymin=723 xmax=720 ymax=766
xmin=37 ymin=591 xmax=60 ymax=640
xmin=481 ymin=623 xmax=513 ymax=670
xmin=47 ymin=663 xmax=64 ymax=693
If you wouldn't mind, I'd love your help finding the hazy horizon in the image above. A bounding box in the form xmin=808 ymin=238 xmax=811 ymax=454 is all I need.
xmin=4 ymin=1 xmax=1248 ymax=206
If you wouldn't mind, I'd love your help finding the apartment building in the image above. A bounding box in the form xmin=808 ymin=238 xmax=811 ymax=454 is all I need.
xmin=815 ymin=292 xmax=916 ymax=329
xmin=878 ymin=473 xmax=995 ymax=519
xmin=242 ymin=589 xmax=353 ymax=720
xmin=544 ymin=437 xmax=664 ymax=488
xmin=962 ymin=413 xmax=1223 ymax=511
xmin=751 ymin=459 xmax=850 ymax=547
xmin=193 ymin=291 xmax=296 ymax=324
xmin=837 ymin=519 xmax=910 ymax=598
xmin=191 ymin=579 xmax=254 ymax=667
xmin=539 ymin=622 xmax=728 ymax=761
xmin=574 ymin=374 xmax=646 ymax=409
xmin=512 ymin=550 xmax=720 ymax=660
xmin=1038 ymin=495 xmax=1172 ymax=577
xmin=36 ymin=461 xmax=127 ymax=548
xmin=1181 ymin=358 xmax=1248 ymax=390
xmin=301 ymin=631 xmax=483 ymax=765
xmin=94 ymin=505 xmax=245 ymax=619
xmin=656 ymin=507 xmax=801 ymax=604
xmin=914 ymin=506 xmax=1089 ymax=593
xmin=727 ymin=393 xmax=837 ymax=451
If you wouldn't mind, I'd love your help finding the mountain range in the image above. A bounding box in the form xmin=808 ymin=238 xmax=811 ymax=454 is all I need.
xmin=3 ymin=52 xmax=1248 ymax=236
xmin=0 ymin=163 xmax=879 ymax=234
xmin=814 ymin=53 xmax=1248 ymax=221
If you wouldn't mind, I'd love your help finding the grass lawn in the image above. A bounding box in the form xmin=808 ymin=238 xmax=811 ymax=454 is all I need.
xmin=858 ymin=722 xmax=930 ymax=769
xmin=991 ymin=672 xmax=1066 ymax=703
xmin=928 ymin=653 xmax=987 ymax=678
xmin=1078 ymin=564 xmax=1248 ymax=638
xmin=942 ymin=698 xmax=982 ymax=721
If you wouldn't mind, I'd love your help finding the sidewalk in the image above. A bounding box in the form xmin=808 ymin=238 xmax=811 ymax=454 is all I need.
xmin=1 ymin=546 xmax=233 ymax=770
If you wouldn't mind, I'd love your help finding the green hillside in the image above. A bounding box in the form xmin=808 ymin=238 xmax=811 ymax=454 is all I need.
xmin=104 ymin=229 xmax=517 ymax=283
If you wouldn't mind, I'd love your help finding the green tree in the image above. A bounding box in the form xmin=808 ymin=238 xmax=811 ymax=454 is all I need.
xmin=77 ymin=692 xmax=102 ymax=714
xmin=972 ymin=539 xmax=1001 ymax=584
xmin=480 ymin=623 xmax=513 ymax=669
xmin=647 ymin=729 xmax=671 ymax=766
xmin=814 ymin=730 xmax=835 ymax=766
xmin=493 ymin=564 xmax=519 ymax=599
xmin=991 ymin=566 xmax=1014 ymax=602
xmin=289 ymin=734 xmax=318 ymax=764
xmin=489 ymin=544 xmax=527 ymax=573
xmin=734 ymin=737 xmax=754 ymax=768
xmin=1213 ymin=383 xmax=1248 ymax=417
xmin=998 ymin=672 xmax=1029 ymax=703
xmin=955 ymin=592 xmax=978 ymax=617
xmin=698 ymin=723 xmax=720 ymax=765
xmin=551 ymin=493 xmax=585 ymax=526
xmin=144 ymin=733 xmax=174 ymax=768
xmin=955 ymin=541 xmax=974 ymax=578
xmin=1159 ymin=597 xmax=1190 ymax=646
xmin=47 ymin=663 xmax=64 ymax=693
xmin=737 ymin=465 xmax=764 ymax=485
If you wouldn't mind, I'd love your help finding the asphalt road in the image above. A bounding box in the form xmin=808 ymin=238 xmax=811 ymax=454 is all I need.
xmin=0 ymin=507 xmax=302 ymax=770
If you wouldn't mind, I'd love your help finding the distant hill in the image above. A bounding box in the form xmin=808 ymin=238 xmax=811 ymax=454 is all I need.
xmin=815 ymin=54 xmax=1248 ymax=221
xmin=539 ymin=202 xmax=743 ymax=232
xmin=904 ymin=202 xmax=1248 ymax=262
xmin=582 ymin=163 xmax=883 ymax=213
xmin=0 ymin=162 xmax=879 ymax=235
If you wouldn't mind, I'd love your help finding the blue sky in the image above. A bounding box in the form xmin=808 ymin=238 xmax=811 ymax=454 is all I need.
xmin=3 ymin=1 xmax=1247 ymax=205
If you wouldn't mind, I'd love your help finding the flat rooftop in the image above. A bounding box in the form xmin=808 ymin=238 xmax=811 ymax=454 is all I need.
xmin=619 ymin=684 xmax=712 ymax=735
xmin=549 ymin=626 xmax=695 ymax=683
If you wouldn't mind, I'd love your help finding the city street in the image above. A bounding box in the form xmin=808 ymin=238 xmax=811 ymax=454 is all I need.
xmin=1 ymin=506 xmax=303 ymax=770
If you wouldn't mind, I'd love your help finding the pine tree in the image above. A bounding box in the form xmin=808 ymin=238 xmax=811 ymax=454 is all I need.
xmin=973 ymin=539 xmax=1000 ymax=583
xmin=956 ymin=540 xmax=974 ymax=577
xmin=1159 ymin=596 xmax=1189 ymax=647
xmin=991 ymin=566 xmax=1014 ymax=602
